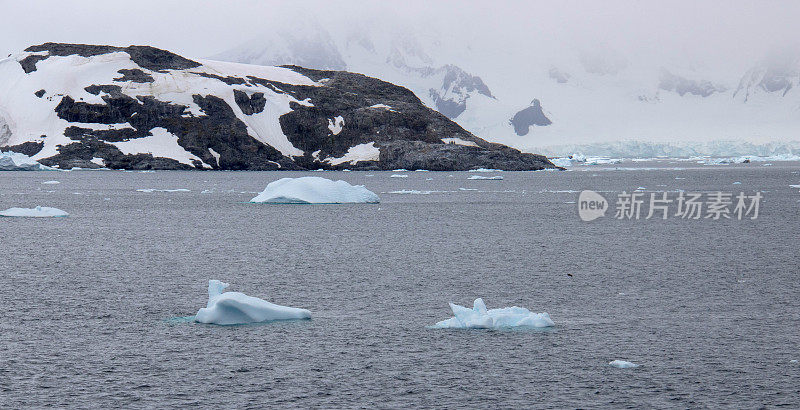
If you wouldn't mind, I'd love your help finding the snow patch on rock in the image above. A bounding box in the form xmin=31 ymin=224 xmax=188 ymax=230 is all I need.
xmin=327 ymin=115 xmax=345 ymax=135
xmin=441 ymin=137 xmax=478 ymax=147
xmin=111 ymin=128 xmax=210 ymax=167
xmin=324 ymin=142 xmax=379 ymax=165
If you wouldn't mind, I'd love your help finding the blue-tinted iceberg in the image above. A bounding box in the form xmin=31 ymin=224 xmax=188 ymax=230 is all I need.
xmin=250 ymin=176 xmax=379 ymax=204
xmin=0 ymin=206 xmax=68 ymax=217
xmin=0 ymin=151 xmax=52 ymax=171
xmin=431 ymin=298 xmax=555 ymax=329
xmin=195 ymin=280 xmax=311 ymax=325
xmin=609 ymin=360 xmax=638 ymax=368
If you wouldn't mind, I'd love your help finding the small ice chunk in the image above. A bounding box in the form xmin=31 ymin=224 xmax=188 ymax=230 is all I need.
xmin=390 ymin=174 xmax=408 ymax=178
xmin=468 ymin=175 xmax=503 ymax=180
xmin=0 ymin=206 xmax=69 ymax=217
xmin=733 ymin=182 xmax=741 ymax=185
xmin=609 ymin=360 xmax=638 ymax=368
xmin=250 ymin=176 xmax=379 ymax=204
xmin=42 ymin=180 xmax=60 ymax=185
xmin=431 ymin=298 xmax=555 ymax=329
xmin=195 ymin=280 xmax=311 ymax=325
xmin=790 ymin=184 xmax=800 ymax=188
xmin=469 ymin=168 xmax=502 ymax=172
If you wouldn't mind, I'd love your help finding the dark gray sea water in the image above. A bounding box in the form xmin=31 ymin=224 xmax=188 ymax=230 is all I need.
xmin=1 ymin=162 xmax=799 ymax=408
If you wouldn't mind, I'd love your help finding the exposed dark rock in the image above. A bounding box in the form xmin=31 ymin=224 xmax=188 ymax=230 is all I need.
xmin=34 ymin=89 xmax=46 ymax=98
xmin=19 ymin=54 xmax=48 ymax=73
xmin=23 ymin=43 xmax=201 ymax=73
xmin=1 ymin=141 xmax=44 ymax=157
xmin=64 ymin=126 xmax=149 ymax=142
xmin=377 ymin=140 xmax=553 ymax=171
xmin=428 ymin=65 xmax=494 ymax=119
xmin=233 ymin=90 xmax=266 ymax=115
xmin=193 ymin=72 xmax=248 ymax=85
xmin=38 ymin=139 xmax=191 ymax=170
xmin=114 ymin=69 xmax=154 ymax=83
xmin=510 ymin=99 xmax=552 ymax=136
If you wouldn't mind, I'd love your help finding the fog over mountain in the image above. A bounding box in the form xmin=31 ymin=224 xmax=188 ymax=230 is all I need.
xmin=2 ymin=0 xmax=799 ymax=156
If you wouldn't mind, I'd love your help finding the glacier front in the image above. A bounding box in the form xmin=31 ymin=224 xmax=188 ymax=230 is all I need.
xmin=195 ymin=280 xmax=311 ymax=325
xmin=431 ymin=298 xmax=555 ymax=329
xmin=250 ymin=176 xmax=379 ymax=204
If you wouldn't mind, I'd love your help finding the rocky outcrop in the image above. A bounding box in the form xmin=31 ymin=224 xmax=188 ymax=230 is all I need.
xmin=0 ymin=43 xmax=557 ymax=171
xmin=659 ymin=70 xmax=726 ymax=97
xmin=509 ymin=99 xmax=552 ymax=136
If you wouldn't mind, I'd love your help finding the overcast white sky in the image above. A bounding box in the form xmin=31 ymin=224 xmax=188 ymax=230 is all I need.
xmin=1 ymin=0 xmax=798 ymax=71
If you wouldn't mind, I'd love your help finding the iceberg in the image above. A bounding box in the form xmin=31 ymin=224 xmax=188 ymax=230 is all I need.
xmin=609 ymin=360 xmax=638 ymax=368
xmin=195 ymin=280 xmax=311 ymax=325
xmin=467 ymin=175 xmax=503 ymax=180
xmin=0 ymin=206 xmax=69 ymax=217
xmin=0 ymin=151 xmax=52 ymax=171
xmin=431 ymin=298 xmax=555 ymax=329
xmin=250 ymin=176 xmax=379 ymax=204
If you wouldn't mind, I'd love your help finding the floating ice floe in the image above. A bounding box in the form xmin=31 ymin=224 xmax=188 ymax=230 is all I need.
xmin=0 ymin=151 xmax=53 ymax=171
xmin=431 ymin=298 xmax=555 ymax=329
xmin=387 ymin=190 xmax=434 ymax=195
xmin=195 ymin=280 xmax=311 ymax=325
xmin=390 ymin=174 xmax=408 ymax=178
xmin=469 ymin=168 xmax=502 ymax=172
xmin=550 ymin=157 xmax=574 ymax=167
xmin=0 ymin=206 xmax=69 ymax=217
xmin=609 ymin=360 xmax=638 ymax=368
xmin=250 ymin=176 xmax=379 ymax=204
xmin=468 ymin=175 xmax=503 ymax=180
xmin=42 ymin=180 xmax=60 ymax=185
xmin=790 ymin=184 xmax=800 ymax=188
xmin=136 ymin=188 xmax=190 ymax=193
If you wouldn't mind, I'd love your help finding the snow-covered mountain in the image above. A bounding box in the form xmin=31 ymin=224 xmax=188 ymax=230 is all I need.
xmin=0 ymin=43 xmax=555 ymax=170
xmin=214 ymin=24 xmax=800 ymax=156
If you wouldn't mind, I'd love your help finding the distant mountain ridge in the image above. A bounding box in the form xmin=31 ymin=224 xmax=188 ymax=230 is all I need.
xmin=215 ymin=27 xmax=800 ymax=152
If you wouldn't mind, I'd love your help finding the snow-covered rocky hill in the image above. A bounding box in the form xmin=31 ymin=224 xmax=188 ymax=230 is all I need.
xmin=0 ymin=43 xmax=555 ymax=170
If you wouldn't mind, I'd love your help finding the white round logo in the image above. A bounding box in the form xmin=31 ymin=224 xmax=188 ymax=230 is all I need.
xmin=578 ymin=190 xmax=607 ymax=221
